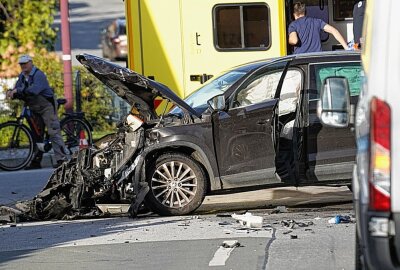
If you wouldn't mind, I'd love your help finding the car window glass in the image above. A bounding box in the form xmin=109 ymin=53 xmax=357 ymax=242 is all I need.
xmin=234 ymin=71 xmax=281 ymax=107
xmin=310 ymin=62 xmax=362 ymax=99
xmin=279 ymin=69 xmax=302 ymax=115
xmin=232 ymin=61 xmax=290 ymax=108
xmin=169 ymin=70 xmax=247 ymax=116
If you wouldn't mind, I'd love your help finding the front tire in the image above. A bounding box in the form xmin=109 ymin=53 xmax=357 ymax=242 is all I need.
xmin=0 ymin=122 xmax=34 ymax=171
xmin=145 ymin=153 xmax=207 ymax=216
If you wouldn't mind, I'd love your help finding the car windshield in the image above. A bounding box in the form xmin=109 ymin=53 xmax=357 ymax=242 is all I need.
xmin=169 ymin=70 xmax=247 ymax=116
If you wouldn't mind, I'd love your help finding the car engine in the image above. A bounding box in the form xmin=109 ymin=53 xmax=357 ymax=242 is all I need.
xmin=15 ymin=114 xmax=150 ymax=221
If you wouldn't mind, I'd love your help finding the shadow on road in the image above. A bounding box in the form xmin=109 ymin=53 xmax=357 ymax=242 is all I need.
xmin=0 ymin=215 xmax=177 ymax=266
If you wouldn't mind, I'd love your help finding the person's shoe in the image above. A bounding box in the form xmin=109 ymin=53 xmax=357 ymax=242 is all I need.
xmin=24 ymin=162 xmax=42 ymax=170
xmin=53 ymin=159 xmax=66 ymax=168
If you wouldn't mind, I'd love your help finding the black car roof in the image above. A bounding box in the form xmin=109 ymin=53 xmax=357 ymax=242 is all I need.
xmin=231 ymin=51 xmax=361 ymax=73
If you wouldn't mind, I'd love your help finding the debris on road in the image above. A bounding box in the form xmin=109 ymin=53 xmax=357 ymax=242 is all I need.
xmin=209 ymin=240 xmax=240 ymax=266
xmin=221 ymin=240 xmax=241 ymax=248
xmin=0 ymin=206 xmax=23 ymax=224
xmin=231 ymin=212 xmax=263 ymax=228
xmin=280 ymin=219 xmax=314 ymax=229
xmin=328 ymin=215 xmax=353 ymax=224
xmin=271 ymin=205 xmax=288 ymax=214
xmin=281 ymin=219 xmax=296 ymax=229
xmin=218 ymin=221 xmax=232 ymax=226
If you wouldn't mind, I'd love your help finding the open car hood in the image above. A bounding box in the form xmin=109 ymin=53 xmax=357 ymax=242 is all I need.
xmin=76 ymin=54 xmax=200 ymax=119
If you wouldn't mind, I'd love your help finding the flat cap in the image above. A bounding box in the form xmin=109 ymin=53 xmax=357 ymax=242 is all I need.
xmin=18 ymin=55 xmax=32 ymax=64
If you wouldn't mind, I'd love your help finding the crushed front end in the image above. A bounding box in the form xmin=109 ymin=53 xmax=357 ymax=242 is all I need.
xmin=16 ymin=117 xmax=149 ymax=221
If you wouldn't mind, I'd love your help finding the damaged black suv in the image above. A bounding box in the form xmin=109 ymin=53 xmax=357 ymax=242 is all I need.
xmin=25 ymin=52 xmax=361 ymax=219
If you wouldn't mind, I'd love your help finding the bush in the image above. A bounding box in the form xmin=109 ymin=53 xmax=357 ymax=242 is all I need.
xmin=73 ymin=67 xmax=114 ymax=132
xmin=0 ymin=0 xmax=57 ymax=54
xmin=0 ymin=1 xmax=116 ymax=133
xmin=0 ymin=44 xmax=116 ymax=132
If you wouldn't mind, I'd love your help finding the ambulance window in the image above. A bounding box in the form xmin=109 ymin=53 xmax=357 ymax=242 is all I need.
xmin=213 ymin=4 xmax=270 ymax=51
xmin=333 ymin=0 xmax=354 ymax=21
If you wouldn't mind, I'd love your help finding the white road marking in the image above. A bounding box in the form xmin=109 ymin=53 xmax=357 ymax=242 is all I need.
xmin=209 ymin=240 xmax=238 ymax=266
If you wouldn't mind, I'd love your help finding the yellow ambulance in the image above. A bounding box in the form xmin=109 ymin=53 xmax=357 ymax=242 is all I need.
xmin=125 ymin=0 xmax=356 ymax=99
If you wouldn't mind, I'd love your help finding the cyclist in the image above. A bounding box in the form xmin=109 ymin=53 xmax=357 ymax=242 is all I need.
xmin=6 ymin=54 xmax=67 ymax=169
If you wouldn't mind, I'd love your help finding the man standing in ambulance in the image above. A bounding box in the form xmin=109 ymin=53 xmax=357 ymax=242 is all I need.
xmin=288 ymin=1 xmax=348 ymax=54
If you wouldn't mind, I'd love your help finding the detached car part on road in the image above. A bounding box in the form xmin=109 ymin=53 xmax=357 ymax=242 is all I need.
xmin=16 ymin=52 xmax=361 ymax=220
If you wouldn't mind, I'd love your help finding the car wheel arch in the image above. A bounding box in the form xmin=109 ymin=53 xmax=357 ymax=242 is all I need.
xmin=142 ymin=143 xmax=220 ymax=191
xmin=143 ymin=151 xmax=207 ymax=215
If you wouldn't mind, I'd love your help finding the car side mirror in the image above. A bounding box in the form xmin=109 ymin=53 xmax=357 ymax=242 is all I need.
xmin=317 ymin=77 xmax=350 ymax=128
xmin=207 ymin=94 xmax=226 ymax=112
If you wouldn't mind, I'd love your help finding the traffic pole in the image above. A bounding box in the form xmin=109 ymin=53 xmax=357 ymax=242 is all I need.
xmin=60 ymin=0 xmax=73 ymax=113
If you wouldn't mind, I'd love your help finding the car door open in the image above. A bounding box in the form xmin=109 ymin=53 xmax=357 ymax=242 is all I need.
xmin=305 ymin=62 xmax=361 ymax=183
xmin=212 ymin=60 xmax=292 ymax=189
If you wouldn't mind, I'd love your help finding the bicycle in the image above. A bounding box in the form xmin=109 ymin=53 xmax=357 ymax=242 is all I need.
xmin=0 ymin=98 xmax=93 ymax=171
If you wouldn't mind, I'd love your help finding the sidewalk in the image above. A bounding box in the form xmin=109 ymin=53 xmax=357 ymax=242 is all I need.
xmin=197 ymin=186 xmax=352 ymax=214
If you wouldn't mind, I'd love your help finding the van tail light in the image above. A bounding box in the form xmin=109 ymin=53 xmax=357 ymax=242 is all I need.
xmin=369 ymin=97 xmax=391 ymax=211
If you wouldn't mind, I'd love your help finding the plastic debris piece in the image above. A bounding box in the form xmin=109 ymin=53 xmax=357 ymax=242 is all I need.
xmin=281 ymin=219 xmax=296 ymax=229
xmin=221 ymin=240 xmax=240 ymax=248
xmin=328 ymin=215 xmax=352 ymax=224
xmin=281 ymin=219 xmax=314 ymax=229
xmin=231 ymin=212 xmax=263 ymax=228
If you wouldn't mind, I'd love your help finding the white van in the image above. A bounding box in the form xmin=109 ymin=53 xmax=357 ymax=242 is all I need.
xmin=319 ymin=0 xmax=399 ymax=269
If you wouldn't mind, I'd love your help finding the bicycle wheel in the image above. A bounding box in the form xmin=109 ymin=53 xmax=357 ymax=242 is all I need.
xmin=0 ymin=122 xmax=34 ymax=171
xmin=60 ymin=118 xmax=92 ymax=155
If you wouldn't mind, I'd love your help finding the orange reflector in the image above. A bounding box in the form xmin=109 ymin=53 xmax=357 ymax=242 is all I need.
xmin=154 ymin=99 xmax=162 ymax=109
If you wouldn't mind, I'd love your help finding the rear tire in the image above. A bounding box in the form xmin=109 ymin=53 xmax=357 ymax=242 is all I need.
xmin=145 ymin=153 xmax=207 ymax=216
xmin=60 ymin=118 xmax=92 ymax=156
xmin=0 ymin=122 xmax=34 ymax=171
